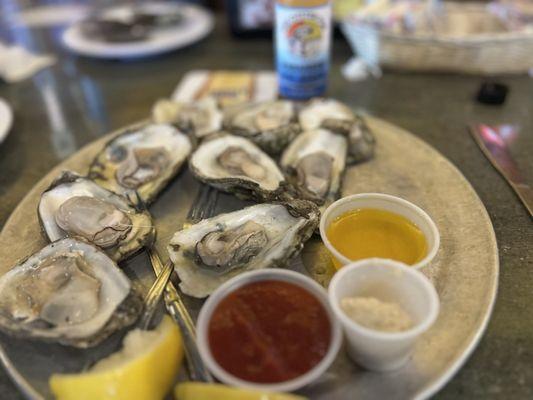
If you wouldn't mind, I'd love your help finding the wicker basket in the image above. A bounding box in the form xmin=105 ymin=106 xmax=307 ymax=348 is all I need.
xmin=341 ymin=2 xmax=533 ymax=75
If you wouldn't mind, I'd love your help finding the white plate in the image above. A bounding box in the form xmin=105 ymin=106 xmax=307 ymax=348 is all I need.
xmin=0 ymin=98 xmax=13 ymax=144
xmin=62 ymin=3 xmax=214 ymax=59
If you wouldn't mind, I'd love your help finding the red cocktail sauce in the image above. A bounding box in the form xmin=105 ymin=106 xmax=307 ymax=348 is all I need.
xmin=208 ymin=280 xmax=332 ymax=384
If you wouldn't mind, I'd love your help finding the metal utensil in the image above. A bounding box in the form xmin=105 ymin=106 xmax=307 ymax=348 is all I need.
xmin=147 ymin=248 xmax=213 ymax=382
xmin=137 ymin=259 xmax=173 ymax=330
xmin=184 ymin=184 xmax=219 ymax=228
xmin=470 ymin=124 xmax=533 ymax=217
xmin=128 ymin=190 xmax=213 ymax=382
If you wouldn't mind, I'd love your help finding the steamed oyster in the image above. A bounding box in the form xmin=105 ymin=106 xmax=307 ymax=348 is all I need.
xmin=223 ymin=100 xmax=301 ymax=154
xmin=152 ymin=97 xmax=223 ymax=138
xmin=89 ymin=123 xmax=192 ymax=204
xmin=281 ymin=129 xmax=347 ymax=208
xmin=38 ymin=171 xmax=154 ymax=262
xmin=189 ymin=134 xmax=287 ymax=201
xmin=168 ymin=201 xmax=319 ymax=298
xmin=299 ymin=98 xmax=375 ymax=164
xmin=0 ymin=238 xmax=142 ymax=348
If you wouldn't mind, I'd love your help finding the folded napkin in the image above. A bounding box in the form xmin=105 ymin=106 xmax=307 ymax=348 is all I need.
xmin=0 ymin=42 xmax=56 ymax=83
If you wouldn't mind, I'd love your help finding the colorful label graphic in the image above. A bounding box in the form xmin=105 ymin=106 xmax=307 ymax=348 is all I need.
xmin=275 ymin=3 xmax=331 ymax=99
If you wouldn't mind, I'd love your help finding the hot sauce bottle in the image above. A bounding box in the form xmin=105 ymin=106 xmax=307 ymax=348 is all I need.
xmin=275 ymin=0 xmax=332 ymax=99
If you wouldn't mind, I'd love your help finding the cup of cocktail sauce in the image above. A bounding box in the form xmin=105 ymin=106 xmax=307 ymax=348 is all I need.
xmin=196 ymin=269 xmax=342 ymax=392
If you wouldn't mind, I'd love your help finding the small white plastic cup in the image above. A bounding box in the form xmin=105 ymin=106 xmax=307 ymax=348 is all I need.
xmin=319 ymin=193 xmax=440 ymax=270
xmin=197 ymin=269 xmax=342 ymax=393
xmin=328 ymin=259 xmax=440 ymax=372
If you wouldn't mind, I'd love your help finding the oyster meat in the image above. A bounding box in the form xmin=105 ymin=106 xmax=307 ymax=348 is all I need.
xmin=0 ymin=238 xmax=142 ymax=348
xmin=189 ymin=134 xmax=287 ymax=201
xmin=344 ymin=115 xmax=376 ymax=164
xmin=281 ymin=129 xmax=347 ymax=208
xmin=152 ymin=97 xmax=223 ymax=138
xmin=299 ymin=98 xmax=354 ymax=132
xmin=223 ymin=100 xmax=301 ymax=154
xmin=89 ymin=123 xmax=192 ymax=204
xmin=168 ymin=201 xmax=319 ymax=298
xmin=38 ymin=172 xmax=154 ymax=262
xmin=299 ymin=98 xmax=376 ymax=164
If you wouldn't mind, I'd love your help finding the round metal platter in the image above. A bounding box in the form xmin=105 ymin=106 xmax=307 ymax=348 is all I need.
xmin=0 ymin=117 xmax=498 ymax=400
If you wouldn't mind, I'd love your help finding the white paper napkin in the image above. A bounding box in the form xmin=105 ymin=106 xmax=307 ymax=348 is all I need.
xmin=0 ymin=43 xmax=56 ymax=83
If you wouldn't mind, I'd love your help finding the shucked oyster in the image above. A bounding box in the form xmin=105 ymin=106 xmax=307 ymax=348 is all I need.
xmin=281 ymin=129 xmax=347 ymax=208
xmin=189 ymin=134 xmax=287 ymax=201
xmin=342 ymin=116 xmax=376 ymax=164
xmin=223 ymin=100 xmax=301 ymax=154
xmin=0 ymin=238 xmax=142 ymax=348
xmin=152 ymin=97 xmax=223 ymax=138
xmin=38 ymin=171 xmax=154 ymax=262
xmin=168 ymin=201 xmax=319 ymax=298
xmin=89 ymin=123 xmax=192 ymax=204
xmin=299 ymin=98 xmax=375 ymax=164
xmin=299 ymin=98 xmax=354 ymax=132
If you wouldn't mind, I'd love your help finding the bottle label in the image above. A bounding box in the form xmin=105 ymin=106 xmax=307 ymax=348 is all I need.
xmin=275 ymin=2 xmax=331 ymax=99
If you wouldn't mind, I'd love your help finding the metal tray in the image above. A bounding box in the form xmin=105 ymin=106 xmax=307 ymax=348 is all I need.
xmin=0 ymin=117 xmax=499 ymax=400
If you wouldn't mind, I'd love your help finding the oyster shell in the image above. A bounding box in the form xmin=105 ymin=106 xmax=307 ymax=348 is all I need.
xmin=299 ymin=98 xmax=376 ymax=165
xmin=152 ymin=97 xmax=223 ymax=138
xmin=168 ymin=201 xmax=319 ymax=298
xmin=344 ymin=116 xmax=376 ymax=164
xmin=189 ymin=134 xmax=287 ymax=201
xmin=223 ymin=100 xmax=301 ymax=154
xmin=299 ymin=98 xmax=354 ymax=132
xmin=281 ymin=129 xmax=347 ymax=208
xmin=0 ymin=238 xmax=142 ymax=348
xmin=89 ymin=123 xmax=192 ymax=204
xmin=38 ymin=171 xmax=154 ymax=262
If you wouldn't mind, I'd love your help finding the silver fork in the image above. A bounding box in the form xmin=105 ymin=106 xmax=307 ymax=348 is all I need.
xmin=128 ymin=190 xmax=213 ymax=382
xmin=137 ymin=259 xmax=174 ymax=330
xmin=148 ymin=247 xmax=213 ymax=382
xmin=185 ymin=184 xmax=219 ymax=228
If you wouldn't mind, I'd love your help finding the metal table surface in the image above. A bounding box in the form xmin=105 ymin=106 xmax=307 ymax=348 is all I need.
xmin=0 ymin=8 xmax=532 ymax=400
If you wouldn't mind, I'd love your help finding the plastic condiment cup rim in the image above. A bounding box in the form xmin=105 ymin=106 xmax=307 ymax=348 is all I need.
xmin=196 ymin=268 xmax=343 ymax=393
xmin=319 ymin=193 xmax=440 ymax=270
xmin=328 ymin=258 xmax=440 ymax=341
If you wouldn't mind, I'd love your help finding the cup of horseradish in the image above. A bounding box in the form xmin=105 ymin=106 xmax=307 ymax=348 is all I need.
xmin=328 ymin=258 xmax=440 ymax=372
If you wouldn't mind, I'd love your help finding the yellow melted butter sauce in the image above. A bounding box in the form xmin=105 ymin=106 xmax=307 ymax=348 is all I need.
xmin=326 ymin=208 xmax=428 ymax=269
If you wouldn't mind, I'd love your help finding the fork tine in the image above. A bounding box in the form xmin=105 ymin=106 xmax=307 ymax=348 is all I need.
xmin=134 ymin=190 xmax=147 ymax=211
xmin=187 ymin=184 xmax=208 ymax=222
xmin=198 ymin=187 xmax=218 ymax=220
xmin=187 ymin=184 xmax=219 ymax=224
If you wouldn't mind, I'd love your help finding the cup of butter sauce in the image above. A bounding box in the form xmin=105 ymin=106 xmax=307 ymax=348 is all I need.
xmin=197 ymin=269 xmax=342 ymax=392
xmin=320 ymin=193 xmax=440 ymax=270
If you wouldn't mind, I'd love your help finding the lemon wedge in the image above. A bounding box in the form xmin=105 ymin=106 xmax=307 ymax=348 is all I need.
xmin=174 ymin=382 xmax=309 ymax=400
xmin=50 ymin=315 xmax=183 ymax=400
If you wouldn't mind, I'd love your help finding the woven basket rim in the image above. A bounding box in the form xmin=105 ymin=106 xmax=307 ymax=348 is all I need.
xmin=342 ymin=1 xmax=533 ymax=45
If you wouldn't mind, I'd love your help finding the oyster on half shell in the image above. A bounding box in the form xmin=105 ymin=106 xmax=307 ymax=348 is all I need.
xmin=89 ymin=123 xmax=192 ymax=204
xmin=168 ymin=201 xmax=319 ymax=298
xmin=281 ymin=129 xmax=347 ymax=208
xmin=299 ymin=98 xmax=376 ymax=165
xmin=189 ymin=134 xmax=287 ymax=201
xmin=38 ymin=171 xmax=154 ymax=262
xmin=0 ymin=238 xmax=142 ymax=348
xmin=299 ymin=98 xmax=354 ymax=132
xmin=223 ymin=100 xmax=301 ymax=154
xmin=152 ymin=97 xmax=223 ymax=138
